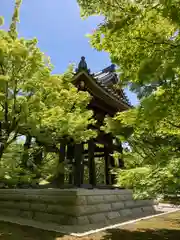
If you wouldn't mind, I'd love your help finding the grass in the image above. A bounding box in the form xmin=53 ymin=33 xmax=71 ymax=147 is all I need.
xmin=0 ymin=211 xmax=179 ymax=239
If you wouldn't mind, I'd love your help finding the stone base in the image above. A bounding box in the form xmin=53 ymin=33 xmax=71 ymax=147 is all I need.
xmin=0 ymin=189 xmax=159 ymax=228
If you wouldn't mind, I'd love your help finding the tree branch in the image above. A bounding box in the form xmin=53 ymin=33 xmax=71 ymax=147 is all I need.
xmin=167 ymin=120 xmax=180 ymax=129
xmin=134 ymin=36 xmax=180 ymax=48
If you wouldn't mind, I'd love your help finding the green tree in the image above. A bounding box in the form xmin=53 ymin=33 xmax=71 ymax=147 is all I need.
xmin=0 ymin=0 xmax=96 ymax=161
xmin=77 ymin=0 xmax=180 ymax=96
xmin=0 ymin=17 xmax=4 ymax=26
xmin=104 ymin=87 xmax=180 ymax=198
xmin=77 ymin=0 xmax=180 ymax=198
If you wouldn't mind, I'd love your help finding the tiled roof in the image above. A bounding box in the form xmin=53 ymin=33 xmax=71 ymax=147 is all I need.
xmin=93 ymin=66 xmax=132 ymax=107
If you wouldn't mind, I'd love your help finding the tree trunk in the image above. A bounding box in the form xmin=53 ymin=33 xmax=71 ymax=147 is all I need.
xmin=21 ymin=134 xmax=32 ymax=168
xmin=50 ymin=140 xmax=66 ymax=188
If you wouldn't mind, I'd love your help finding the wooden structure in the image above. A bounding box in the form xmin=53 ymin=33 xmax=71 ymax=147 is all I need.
xmin=19 ymin=57 xmax=131 ymax=188
xmin=56 ymin=57 xmax=131 ymax=188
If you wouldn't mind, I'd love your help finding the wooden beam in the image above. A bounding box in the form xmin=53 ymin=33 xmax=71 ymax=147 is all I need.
xmin=84 ymin=153 xmax=105 ymax=159
xmin=83 ymin=146 xmax=104 ymax=155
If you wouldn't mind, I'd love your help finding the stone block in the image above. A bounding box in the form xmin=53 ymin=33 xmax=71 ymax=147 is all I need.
xmin=0 ymin=194 xmax=22 ymax=201
xmin=131 ymin=207 xmax=143 ymax=216
xmin=16 ymin=201 xmax=30 ymax=210
xmin=62 ymin=216 xmax=78 ymax=225
xmin=111 ymin=202 xmax=124 ymax=210
xmin=76 ymin=189 xmax=132 ymax=196
xmin=37 ymin=195 xmax=58 ymax=204
xmin=24 ymin=194 xmax=40 ymax=202
xmin=76 ymin=189 xmax=113 ymax=196
xmin=76 ymin=216 xmax=90 ymax=225
xmin=135 ymin=199 xmax=154 ymax=207
xmin=0 ymin=208 xmax=20 ymax=217
xmin=34 ymin=212 xmax=65 ymax=224
xmin=76 ymin=196 xmax=87 ymax=205
xmin=117 ymin=194 xmax=132 ymax=201
xmin=103 ymin=195 xmax=118 ymax=203
xmin=116 ymin=195 xmax=126 ymax=201
xmin=96 ymin=203 xmax=112 ymax=212
xmin=38 ymin=195 xmax=76 ymax=204
xmin=119 ymin=209 xmax=132 ymax=217
xmin=47 ymin=204 xmax=95 ymax=217
xmin=134 ymin=200 xmax=145 ymax=207
xmin=74 ymin=205 xmax=97 ymax=216
xmin=19 ymin=210 xmax=33 ymax=219
xmin=125 ymin=200 xmax=136 ymax=208
xmin=28 ymin=189 xmax=77 ymax=196
xmin=142 ymin=206 xmax=155 ymax=214
xmin=88 ymin=213 xmax=107 ymax=224
xmin=143 ymin=200 xmax=154 ymax=206
xmin=123 ymin=194 xmax=133 ymax=200
xmin=30 ymin=203 xmax=47 ymax=212
xmin=107 ymin=211 xmax=120 ymax=220
xmin=116 ymin=189 xmax=133 ymax=195
xmin=87 ymin=195 xmax=104 ymax=205
xmin=46 ymin=204 xmax=64 ymax=214
xmin=0 ymin=200 xmax=17 ymax=209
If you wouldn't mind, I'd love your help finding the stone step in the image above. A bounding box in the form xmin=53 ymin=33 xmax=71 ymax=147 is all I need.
xmin=0 ymin=205 xmax=158 ymax=226
xmin=85 ymin=205 xmax=157 ymax=225
xmin=0 ymin=189 xmax=157 ymax=227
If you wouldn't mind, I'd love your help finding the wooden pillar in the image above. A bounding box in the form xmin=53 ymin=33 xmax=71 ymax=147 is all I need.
xmin=104 ymin=146 xmax=110 ymax=185
xmin=88 ymin=140 xmax=96 ymax=186
xmin=81 ymin=160 xmax=84 ymax=185
xmin=109 ymin=136 xmax=116 ymax=185
xmin=33 ymin=145 xmax=43 ymax=166
xmin=118 ymin=158 xmax=124 ymax=168
xmin=57 ymin=140 xmax=66 ymax=186
xmin=68 ymin=165 xmax=73 ymax=184
xmin=21 ymin=134 xmax=32 ymax=168
xmin=110 ymin=155 xmax=116 ymax=185
xmin=115 ymin=138 xmax=124 ymax=169
xmin=67 ymin=143 xmax=74 ymax=184
xmin=74 ymin=143 xmax=83 ymax=187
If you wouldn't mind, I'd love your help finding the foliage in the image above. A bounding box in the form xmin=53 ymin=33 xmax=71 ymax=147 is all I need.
xmin=0 ymin=17 xmax=4 ymax=26
xmin=0 ymin=29 xmax=96 ymax=149
xmin=77 ymin=0 xmax=180 ymax=96
xmin=0 ymin=0 xmax=97 ymax=160
xmin=77 ymin=0 xmax=180 ymax=198
xmin=105 ymin=85 xmax=180 ymax=198
xmin=116 ymin=154 xmax=180 ymax=199
xmin=0 ymin=0 xmax=98 ymax=187
xmin=9 ymin=0 xmax=22 ymax=39
xmin=0 ymin=142 xmax=37 ymax=187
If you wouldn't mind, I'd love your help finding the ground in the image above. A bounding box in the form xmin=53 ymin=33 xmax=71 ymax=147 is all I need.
xmin=0 ymin=211 xmax=180 ymax=240
xmin=162 ymin=195 xmax=180 ymax=205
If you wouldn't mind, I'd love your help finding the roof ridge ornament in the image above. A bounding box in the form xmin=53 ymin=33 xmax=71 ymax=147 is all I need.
xmin=76 ymin=56 xmax=91 ymax=74
xmin=102 ymin=64 xmax=116 ymax=73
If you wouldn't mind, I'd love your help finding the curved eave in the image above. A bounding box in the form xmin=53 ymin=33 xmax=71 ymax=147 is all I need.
xmin=73 ymin=71 xmax=131 ymax=111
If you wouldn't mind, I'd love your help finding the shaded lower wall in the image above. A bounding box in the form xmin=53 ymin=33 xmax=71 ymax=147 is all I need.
xmin=0 ymin=189 xmax=157 ymax=225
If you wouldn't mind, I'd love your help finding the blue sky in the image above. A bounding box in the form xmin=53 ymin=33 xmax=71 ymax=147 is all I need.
xmin=1 ymin=0 xmax=138 ymax=105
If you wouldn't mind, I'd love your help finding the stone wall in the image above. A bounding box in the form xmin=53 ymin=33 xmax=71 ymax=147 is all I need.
xmin=0 ymin=189 xmax=157 ymax=226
